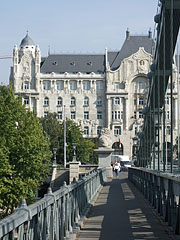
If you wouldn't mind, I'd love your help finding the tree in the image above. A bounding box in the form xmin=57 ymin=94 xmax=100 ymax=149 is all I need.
xmin=58 ymin=119 xmax=95 ymax=164
xmin=39 ymin=113 xmax=61 ymax=151
xmin=0 ymin=86 xmax=52 ymax=217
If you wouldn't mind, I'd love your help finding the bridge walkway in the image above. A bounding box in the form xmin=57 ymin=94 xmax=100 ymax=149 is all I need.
xmin=76 ymin=172 xmax=177 ymax=240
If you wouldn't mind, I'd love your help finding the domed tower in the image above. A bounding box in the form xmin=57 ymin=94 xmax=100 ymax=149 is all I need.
xmin=12 ymin=32 xmax=41 ymax=92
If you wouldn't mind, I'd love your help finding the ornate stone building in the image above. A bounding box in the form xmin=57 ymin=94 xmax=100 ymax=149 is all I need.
xmin=10 ymin=29 xmax=157 ymax=158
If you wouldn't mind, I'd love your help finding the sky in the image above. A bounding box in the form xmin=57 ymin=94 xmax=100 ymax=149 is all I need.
xmin=0 ymin=0 xmax=159 ymax=85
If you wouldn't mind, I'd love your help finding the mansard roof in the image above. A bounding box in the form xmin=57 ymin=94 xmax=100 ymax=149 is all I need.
xmin=40 ymin=54 xmax=105 ymax=73
xmin=40 ymin=35 xmax=154 ymax=73
xmin=20 ymin=33 xmax=34 ymax=46
xmin=109 ymin=36 xmax=154 ymax=70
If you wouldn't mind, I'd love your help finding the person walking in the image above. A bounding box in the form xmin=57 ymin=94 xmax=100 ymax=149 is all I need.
xmin=113 ymin=160 xmax=120 ymax=178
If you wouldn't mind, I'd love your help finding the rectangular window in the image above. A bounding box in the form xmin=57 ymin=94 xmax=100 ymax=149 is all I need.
xmin=43 ymin=80 xmax=50 ymax=90
xmin=24 ymin=96 xmax=29 ymax=105
xmin=114 ymin=111 xmax=117 ymax=119
xmin=114 ymin=126 xmax=121 ymax=135
xmin=135 ymin=127 xmax=137 ymax=135
xmin=84 ymin=111 xmax=89 ymax=120
xmin=114 ymin=82 xmax=120 ymax=90
xmin=139 ymin=81 xmax=144 ymax=89
xmin=97 ymin=97 xmax=102 ymax=105
xmin=96 ymin=81 xmax=103 ymax=90
xmin=134 ymin=111 xmax=137 ymax=119
xmin=134 ymin=98 xmax=137 ymax=105
xmin=139 ymin=110 xmax=143 ymax=118
xmin=112 ymin=111 xmax=114 ymax=120
xmin=71 ymin=111 xmax=76 ymax=120
xmin=118 ymin=111 xmax=120 ymax=119
xmin=70 ymin=80 xmax=77 ymax=90
xmin=166 ymin=126 xmax=170 ymax=135
xmin=84 ymin=126 xmax=89 ymax=135
xmin=139 ymin=97 xmax=144 ymax=105
xmin=24 ymin=81 xmax=29 ymax=89
xmin=83 ymin=80 xmax=90 ymax=90
xmin=115 ymin=97 xmax=120 ymax=105
xmin=56 ymin=81 xmax=64 ymax=90
xmin=166 ymin=111 xmax=170 ymax=120
xmin=58 ymin=111 xmax=62 ymax=120
xmin=44 ymin=111 xmax=48 ymax=117
xmin=97 ymin=111 xmax=102 ymax=120
xmin=97 ymin=126 xmax=102 ymax=136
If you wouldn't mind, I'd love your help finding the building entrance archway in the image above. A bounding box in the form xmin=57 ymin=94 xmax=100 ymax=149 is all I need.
xmin=112 ymin=142 xmax=123 ymax=155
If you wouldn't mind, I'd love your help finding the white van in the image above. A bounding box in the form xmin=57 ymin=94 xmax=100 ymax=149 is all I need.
xmin=111 ymin=155 xmax=132 ymax=170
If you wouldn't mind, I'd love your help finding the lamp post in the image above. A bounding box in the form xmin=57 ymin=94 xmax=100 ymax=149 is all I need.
xmin=132 ymin=136 xmax=139 ymax=165
xmin=72 ymin=143 xmax=77 ymax=162
xmin=53 ymin=148 xmax=57 ymax=166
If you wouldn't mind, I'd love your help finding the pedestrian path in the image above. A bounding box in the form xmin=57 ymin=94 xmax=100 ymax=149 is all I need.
xmin=76 ymin=172 xmax=177 ymax=240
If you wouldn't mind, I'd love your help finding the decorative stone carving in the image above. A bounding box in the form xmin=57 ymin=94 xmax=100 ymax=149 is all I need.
xmin=98 ymin=128 xmax=112 ymax=148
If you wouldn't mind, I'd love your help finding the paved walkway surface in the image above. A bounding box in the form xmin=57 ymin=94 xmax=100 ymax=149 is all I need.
xmin=76 ymin=172 xmax=178 ymax=240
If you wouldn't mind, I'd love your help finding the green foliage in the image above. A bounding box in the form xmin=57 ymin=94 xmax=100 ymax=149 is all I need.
xmin=0 ymin=86 xmax=52 ymax=217
xmin=39 ymin=113 xmax=61 ymax=151
xmin=39 ymin=115 xmax=96 ymax=164
xmin=58 ymin=119 xmax=95 ymax=164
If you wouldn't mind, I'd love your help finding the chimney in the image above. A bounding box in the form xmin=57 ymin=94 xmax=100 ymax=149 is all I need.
xmin=126 ymin=28 xmax=130 ymax=40
xmin=148 ymin=28 xmax=152 ymax=38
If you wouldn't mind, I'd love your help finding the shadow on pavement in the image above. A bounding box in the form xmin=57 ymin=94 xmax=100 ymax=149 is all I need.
xmin=77 ymin=172 xmax=172 ymax=240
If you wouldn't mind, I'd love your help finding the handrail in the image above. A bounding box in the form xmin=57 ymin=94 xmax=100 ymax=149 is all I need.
xmin=0 ymin=168 xmax=107 ymax=239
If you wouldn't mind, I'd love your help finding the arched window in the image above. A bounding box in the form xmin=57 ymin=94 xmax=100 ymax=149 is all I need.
xmin=97 ymin=96 xmax=102 ymax=105
xmin=71 ymin=97 xmax=76 ymax=106
xmin=57 ymin=97 xmax=63 ymax=106
xmin=84 ymin=97 xmax=89 ymax=106
xmin=44 ymin=97 xmax=49 ymax=106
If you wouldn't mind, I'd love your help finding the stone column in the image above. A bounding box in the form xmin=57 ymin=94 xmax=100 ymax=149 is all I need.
xmin=69 ymin=162 xmax=80 ymax=183
xmin=106 ymin=96 xmax=111 ymax=129
xmin=95 ymin=148 xmax=114 ymax=178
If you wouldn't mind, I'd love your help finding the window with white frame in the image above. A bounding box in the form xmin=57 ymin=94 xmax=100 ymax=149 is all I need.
xmin=71 ymin=97 xmax=76 ymax=106
xmin=44 ymin=97 xmax=49 ymax=106
xmin=114 ymin=126 xmax=121 ymax=135
xmin=84 ymin=111 xmax=89 ymax=120
xmin=84 ymin=126 xmax=89 ymax=135
xmin=115 ymin=97 xmax=120 ymax=105
xmin=97 ymin=96 xmax=102 ymax=105
xmin=114 ymin=82 xmax=120 ymax=90
xmin=134 ymin=83 xmax=137 ymax=91
xmin=139 ymin=97 xmax=144 ymax=105
xmin=96 ymin=80 xmax=103 ymax=90
xmin=134 ymin=111 xmax=137 ymax=119
xmin=139 ymin=110 xmax=143 ymax=118
xmin=56 ymin=81 xmax=64 ymax=90
xmin=43 ymin=80 xmax=50 ymax=90
xmin=134 ymin=98 xmax=137 ymax=105
xmin=71 ymin=111 xmax=76 ymax=120
xmin=139 ymin=81 xmax=144 ymax=89
xmin=97 ymin=126 xmax=102 ymax=136
xmin=57 ymin=111 xmax=62 ymax=120
xmin=24 ymin=81 xmax=29 ymax=89
xmin=166 ymin=111 xmax=170 ymax=120
xmin=84 ymin=97 xmax=89 ymax=106
xmin=70 ymin=80 xmax=77 ymax=90
xmin=97 ymin=111 xmax=102 ymax=120
xmin=83 ymin=80 xmax=90 ymax=90
xmin=24 ymin=96 xmax=29 ymax=105
xmin=44 ymin=111 xmax=48 ymax=117
xmin=57 ymin=97 xmax=63 ymax=106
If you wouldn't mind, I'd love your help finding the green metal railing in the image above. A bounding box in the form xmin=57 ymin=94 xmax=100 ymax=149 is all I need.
xmin=0 ymin=168 xmax=107 ymax=240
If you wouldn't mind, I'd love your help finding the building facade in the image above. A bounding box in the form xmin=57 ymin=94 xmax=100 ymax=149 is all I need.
xmin=10 ymin=29 xmax=178 ymax=159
